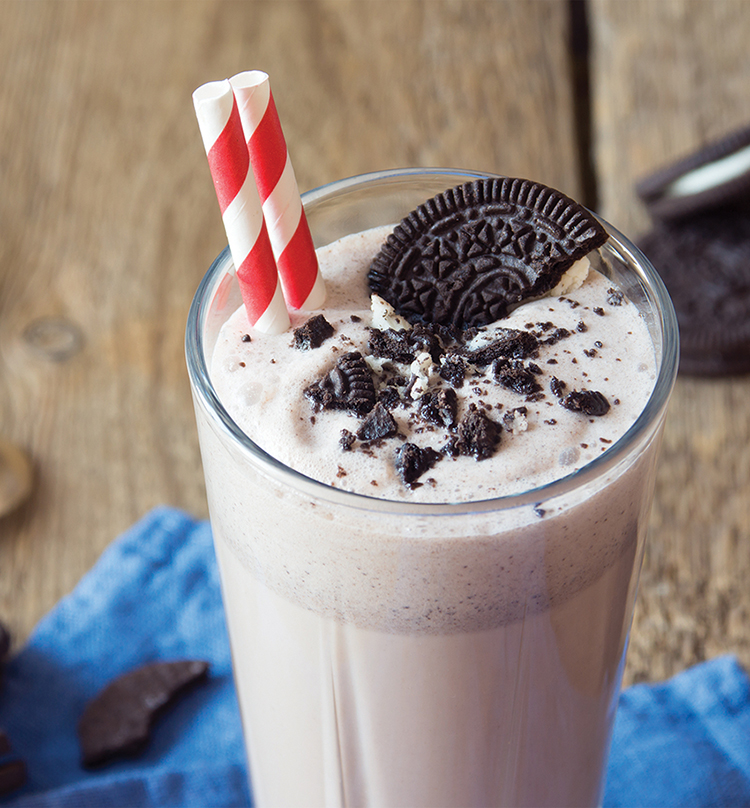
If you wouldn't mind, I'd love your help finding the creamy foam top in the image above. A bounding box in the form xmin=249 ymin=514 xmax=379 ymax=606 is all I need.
xmin=210 ymin=226 xmax=656 ymax=503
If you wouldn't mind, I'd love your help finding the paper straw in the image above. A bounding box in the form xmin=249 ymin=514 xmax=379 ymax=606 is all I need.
xmin=193 ymin=80 xmax=290 ymax=334
xmin=230 ymin=70 xmax=326 ymax=311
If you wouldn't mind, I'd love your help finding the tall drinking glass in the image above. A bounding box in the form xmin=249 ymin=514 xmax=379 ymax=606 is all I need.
xmin=186 ymin=168 xmax=679 ymax=807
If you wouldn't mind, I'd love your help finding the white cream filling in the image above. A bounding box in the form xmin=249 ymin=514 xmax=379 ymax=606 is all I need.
xmin=666 ymin=143 xmax=750 ymax=197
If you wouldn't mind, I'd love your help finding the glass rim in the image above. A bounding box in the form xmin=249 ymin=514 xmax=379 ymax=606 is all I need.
xmin=186 ymin=167 xmax=679 ymax=516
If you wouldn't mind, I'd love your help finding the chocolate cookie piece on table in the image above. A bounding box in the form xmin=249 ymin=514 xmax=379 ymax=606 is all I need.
xmin=368 ymin=177 xmax=608 ymax=330
xmin=638 ymin=210 xmax=750 ymax=375
xmin=0 ymin=759 xmax=26 ymax=798
xmin=637 ymin=124 xmax=750 ymax=222
xmin=77 ymin=660 xmax=209 ymax=768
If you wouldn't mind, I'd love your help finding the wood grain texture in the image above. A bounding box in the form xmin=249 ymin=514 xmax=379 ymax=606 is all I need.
xmin=591 ymin=0 xmax=750 ymax=684
xmin=0 ymin=1 xmax=580 ymax=645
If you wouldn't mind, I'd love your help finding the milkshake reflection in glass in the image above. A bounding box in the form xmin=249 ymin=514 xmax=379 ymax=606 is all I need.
xmin=186 ymin=169 xmax=678 ymax=807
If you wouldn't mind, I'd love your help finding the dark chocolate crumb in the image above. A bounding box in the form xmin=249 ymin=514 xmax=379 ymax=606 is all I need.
xmin=368 ymin=328 xmax=415 ymax=364
xmin=493 ymin=359 xmax=543 ymax=396
xmin=241 ymin=334 xmax=251 ymax=343
xmin=304 ymin=352 xmax=376 ymax=416
xmin=593 ymin=307 xmax=605 ymax=317
xmin=550 ymin=377 xmax=567 ymax=398
xmin=369 ymin=324 xmax=445 ymax=366
xmin=395 ymin=443 xmax=441 ymax=487
xmin=600 ymin=437 xmax=613 ymax=444
xmin=595 ymin=340 xmax=603 ymax=348
xmin=350 ymin=315 xmax=362 ymax=322
xmin=576 ymin=321 xmax=588 ymax=333
xmin=502 ymin=407 xmax=528 ymax=432
xmin=547 ymin=358 xmax=558 ymax=365
xmin=455 ymin=405 xmax=502 ymax=460
xmin=540 ymin=327 xmax=571 ymax=347
xmin=340 ymin=430 xmax=356 ymax=451
xmin=378 ymin=387 xmax=402 ymax=410
xmin=357 ymin=403 xmax=398 ymax=442
xmin=607 ymin=287 xmax=624 ymax=306
xmin=534 ymin=505 xmax=546 ymax=518
xmin=460 ymin=329 xmax=540 ymax=366
xmin=560 ymin=389 xmax=610 ymax=416
xmin=441 ymin=436 xmax=459 ymax=457
xmin=583 ymin=348 xmax=598 ymax=358
xmin=418 ymin=388 xmax=458 ymax=429
xmin=544 ymin=419 xmax=557 ymax=425
xmin=439 ymin=357 xmax=465 ymax=388
xmin=336 ymin=466 xmax=347 ymax=478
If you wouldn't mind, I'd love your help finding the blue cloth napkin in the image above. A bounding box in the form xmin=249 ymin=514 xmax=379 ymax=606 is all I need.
xmin=0 ymin=507 xmax=748 ymax=808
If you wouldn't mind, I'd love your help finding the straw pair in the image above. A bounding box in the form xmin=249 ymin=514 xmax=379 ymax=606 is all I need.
xmin=193 ymin=71 xmax=325 ymax=334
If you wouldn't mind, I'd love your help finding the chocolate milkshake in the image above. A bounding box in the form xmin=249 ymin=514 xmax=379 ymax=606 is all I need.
xmin=187 ymin=170 xmax=678 ymax=807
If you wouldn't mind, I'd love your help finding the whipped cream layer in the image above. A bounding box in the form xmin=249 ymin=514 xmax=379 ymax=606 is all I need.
xmin=210 ymin=226 xmax=656 ymax=503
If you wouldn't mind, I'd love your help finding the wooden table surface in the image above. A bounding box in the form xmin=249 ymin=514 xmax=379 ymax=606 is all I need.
xmin=1 ymin=0 xmax=750 ymax=688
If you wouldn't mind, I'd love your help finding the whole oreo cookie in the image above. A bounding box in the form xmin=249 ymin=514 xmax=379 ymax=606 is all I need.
xmin=368 ymin=178 xmax=608 ymax=330
xmin=637 ymin=124 xmax=750 ymax=222
xmin=638 ymin=208 xmax=750 ymax=375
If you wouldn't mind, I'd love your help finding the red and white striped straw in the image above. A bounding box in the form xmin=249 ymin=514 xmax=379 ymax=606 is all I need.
xmin=193 ymin=79 xmax=290 ymax=334
xmin=230 ymin=70 xmax=326 ymax=311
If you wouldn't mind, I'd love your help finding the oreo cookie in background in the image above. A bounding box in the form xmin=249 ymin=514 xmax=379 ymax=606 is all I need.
xmin=636 ymin=123 xmax=750 ymax=376
xmin=637 ymin=123 xmax=750 ymax=222
xmin=639 ymin=209 xmax=750 ymax=375
xmin=0 ymin=621 xmax=26 ymax=798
